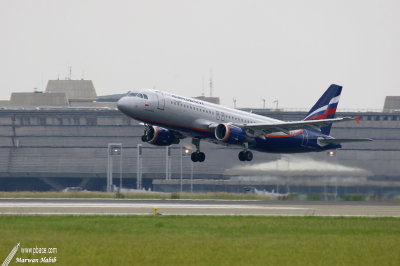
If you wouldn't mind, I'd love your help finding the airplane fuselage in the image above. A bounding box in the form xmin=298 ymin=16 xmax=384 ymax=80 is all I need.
xmin=117 ymin=89 xmax=341 ymax=154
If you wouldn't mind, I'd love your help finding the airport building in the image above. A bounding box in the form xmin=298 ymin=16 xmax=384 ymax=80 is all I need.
xmin=0 ymin=79 xmax=399 ymax=198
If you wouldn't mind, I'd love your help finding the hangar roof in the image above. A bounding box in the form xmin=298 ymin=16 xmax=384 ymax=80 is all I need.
xmin=45 ymin=80 xmax=98 ymax=100
xmin=10 ymin=92 xmax=68 ymax=107
xmin=384 ymin=96 xmax=400 ymax=111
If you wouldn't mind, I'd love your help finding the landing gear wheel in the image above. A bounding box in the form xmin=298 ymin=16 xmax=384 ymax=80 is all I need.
xmin=191 ymin=152 xmax=199 ymax=162
xmin=191 ymin=152 xmax=206 ymax=162
xmin=244 ymin=151 xmax=253 ymax=161
xmin=238 ymin=151 xmax=253 ymax=161
xmin=197 ymin=152 xmax=205 ymax=162
xmin=238 ymin=151 xmax=246 ymax=161
xmin=141 ymin=135 xmax=147 ymax=142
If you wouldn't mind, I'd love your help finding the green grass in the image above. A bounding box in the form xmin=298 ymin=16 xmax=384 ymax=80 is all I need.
xmin=1 ymin=216 xmax=399 ymax=265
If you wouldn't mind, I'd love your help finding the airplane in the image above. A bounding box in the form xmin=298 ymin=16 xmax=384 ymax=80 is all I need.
xmin=117 ymin=84 xmax=372 ymax=162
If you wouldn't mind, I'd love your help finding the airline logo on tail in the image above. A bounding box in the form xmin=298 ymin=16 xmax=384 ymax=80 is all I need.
xmin=302 ymin=84 xmax=342 ymax=135
xmin=304 ymin=95 xmax=340 ymax=121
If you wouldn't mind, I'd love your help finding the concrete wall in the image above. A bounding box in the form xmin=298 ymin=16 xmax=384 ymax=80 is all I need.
xmin=0 ymin=108 xmax=399 ymax=191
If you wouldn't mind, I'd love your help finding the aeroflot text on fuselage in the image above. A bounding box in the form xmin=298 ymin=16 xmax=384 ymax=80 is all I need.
xmin=170 ymin=94 xmax=204 ymax=105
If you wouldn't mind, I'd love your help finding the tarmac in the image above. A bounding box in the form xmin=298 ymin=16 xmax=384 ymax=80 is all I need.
xmin=0 ymin=198 xmax=399 ymax=217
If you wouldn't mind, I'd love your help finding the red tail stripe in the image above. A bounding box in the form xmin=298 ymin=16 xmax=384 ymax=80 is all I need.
xmin=325 ymin=107 xmax=337 ymax=115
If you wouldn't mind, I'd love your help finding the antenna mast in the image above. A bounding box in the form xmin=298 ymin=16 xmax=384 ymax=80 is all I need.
xmin=201 ymin=74 xmax=205 ymax=96
xmin=68 ymin=66 xmax=72 ymax=80
xmin=273 ymin=100 xmax=279 ymax=109
xmin=209 ymin=69 xmax=213 ymax=97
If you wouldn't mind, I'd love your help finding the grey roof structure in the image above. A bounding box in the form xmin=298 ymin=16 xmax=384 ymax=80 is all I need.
xmin=9 ymin=92 xmax=68 ymax=107
xmin=384 ymin=96 xmax=400 ymax=111
xmin=45 ymin=79 xmax=98 ymax=100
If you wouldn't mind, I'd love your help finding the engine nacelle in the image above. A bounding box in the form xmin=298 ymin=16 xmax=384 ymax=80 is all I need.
xmin=146 ymin=126 xmax=180 ymax=146
xmin=215 ymin=123 xmax=247 ymax=145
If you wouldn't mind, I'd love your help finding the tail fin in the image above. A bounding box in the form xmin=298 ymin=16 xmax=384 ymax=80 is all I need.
xmin=303 ymin=84 xmax=342 ymax=135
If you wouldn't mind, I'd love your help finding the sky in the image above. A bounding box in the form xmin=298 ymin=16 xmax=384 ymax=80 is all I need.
xmin=1 ymin=0 xmax=399 ymax=110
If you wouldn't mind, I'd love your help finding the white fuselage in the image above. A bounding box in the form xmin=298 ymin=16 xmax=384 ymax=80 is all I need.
xmin=117 ymin=89 xmax=286 ymax=139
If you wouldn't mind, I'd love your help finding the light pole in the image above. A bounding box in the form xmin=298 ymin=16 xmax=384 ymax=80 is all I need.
xmin=137 ymin=144 xmax=143 ymax=190
xmin=273 ymin=100 xmax=279 ymax=110
xmin=180 ymin=147 xmax=190 ymax=192
xmin=190 ymin=160 xmax=194 ymax=193
xmin=119 ymin=146 xmax=123 ymax=192
xmin=166 ymin=146 xmax=171 ymax=180
xmin=180 ymin=145 xmax=183 ymax=192
xmin=107 ymin=143 xmax=122 ymax=193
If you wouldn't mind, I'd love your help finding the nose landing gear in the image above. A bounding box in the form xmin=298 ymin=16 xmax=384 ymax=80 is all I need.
xmin=191 ymin=138 xmax=205 ymax=162
xmin=238 ymin=142 xmax=253 ymax=161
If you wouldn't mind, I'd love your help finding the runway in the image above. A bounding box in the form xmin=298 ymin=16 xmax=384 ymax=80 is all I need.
xmin=1 ymin=198 xmax=399 ymax=216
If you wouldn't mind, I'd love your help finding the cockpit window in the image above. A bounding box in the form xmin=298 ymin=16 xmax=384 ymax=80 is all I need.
xmin=128 ymin=92 xmax=148 ymax=99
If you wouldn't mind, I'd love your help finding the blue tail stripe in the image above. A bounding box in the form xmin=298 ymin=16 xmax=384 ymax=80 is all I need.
xmin=303 ymin=84 xmax=342 ymax=135
xmin=327 ymin=102 xmax=338 ymax=109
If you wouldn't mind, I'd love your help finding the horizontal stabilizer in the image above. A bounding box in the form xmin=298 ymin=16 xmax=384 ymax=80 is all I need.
xmin=319 ymin=138 xmax=373 ymax=145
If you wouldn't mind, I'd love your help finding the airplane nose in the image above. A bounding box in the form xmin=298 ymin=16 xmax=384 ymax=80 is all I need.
xmin=117 ymin=96 xmax=130 ymax=113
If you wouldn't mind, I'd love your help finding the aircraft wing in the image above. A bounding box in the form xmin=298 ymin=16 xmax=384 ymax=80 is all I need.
xmin=233 ymin=116 xmax=362 ymax=137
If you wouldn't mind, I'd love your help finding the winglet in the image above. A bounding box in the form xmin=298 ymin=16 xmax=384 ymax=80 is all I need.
xmin=355 ymin=115 xmax=361 ymax=124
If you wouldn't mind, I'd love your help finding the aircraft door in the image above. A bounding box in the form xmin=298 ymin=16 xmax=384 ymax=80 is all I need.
xmin=156 ymin=92 xmax=165 ymax=110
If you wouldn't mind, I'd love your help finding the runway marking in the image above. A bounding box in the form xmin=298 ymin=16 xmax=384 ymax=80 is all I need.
xmin=0 ymin=202 xmax=309 ymax=210
xmin=1 ymin=200 xmax=399 ymax=217
xmin=0 ymin=212 xmax=400 ymax=218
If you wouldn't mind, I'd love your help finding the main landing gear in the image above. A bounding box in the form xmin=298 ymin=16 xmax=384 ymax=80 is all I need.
xmin=238 ymin=142 xmax=253 ymax=161
xmin=191 ymin=138 xmax=205 ymax=163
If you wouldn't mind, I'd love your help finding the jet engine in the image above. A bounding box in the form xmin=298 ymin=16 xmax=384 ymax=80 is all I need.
xmin=143 ymin=126 xmax=180 ymax=146
xmin=215 ymin=123 xmax=247 ymax=145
